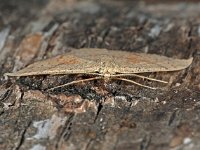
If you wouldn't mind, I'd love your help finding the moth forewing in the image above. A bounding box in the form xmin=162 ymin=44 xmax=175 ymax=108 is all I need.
xmin=5 ymin=53 xmax=101 ymax=77
xmin=113 ymin=53 xmax=193 ymax=74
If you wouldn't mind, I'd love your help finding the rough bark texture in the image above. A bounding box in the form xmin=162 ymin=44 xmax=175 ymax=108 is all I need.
xmin=0 ymin=0 xmax=200 ymax=150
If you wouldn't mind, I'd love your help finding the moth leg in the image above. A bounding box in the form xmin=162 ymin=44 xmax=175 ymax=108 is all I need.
xmin=81 ymin=73 xmax=103 ymax=76
xmin=113 ymin=77 xmax=156 ymax=90
xmin=47 ymin=76 xmax=102 ymax=91
xmin=111 ymin=74 xmax=168 ymax=84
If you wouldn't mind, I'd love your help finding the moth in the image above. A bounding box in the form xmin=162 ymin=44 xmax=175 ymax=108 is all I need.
xmin=5 ymin=48 xmax=193 ymax=90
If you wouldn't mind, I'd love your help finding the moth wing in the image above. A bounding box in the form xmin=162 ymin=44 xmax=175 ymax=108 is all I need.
xmin=5 ymin=54 xmax=100 ymax=76
xmin=108 ymin=50 xmax=193 ymax=73
xmin=71 ymin=48 xmax=193 ymax=73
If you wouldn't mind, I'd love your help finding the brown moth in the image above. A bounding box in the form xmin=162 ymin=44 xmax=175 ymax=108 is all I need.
xmin=5 ymin=48 xmax=193 ymax=90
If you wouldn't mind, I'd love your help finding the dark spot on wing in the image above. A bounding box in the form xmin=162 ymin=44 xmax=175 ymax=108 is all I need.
xmin=125 ymin=55 xmax=142 ymax=64
xmin=56 ymin=55 xmax=80 ymax=65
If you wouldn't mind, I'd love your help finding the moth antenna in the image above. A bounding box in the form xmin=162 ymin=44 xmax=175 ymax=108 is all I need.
xmin=111 ymin=74 xmax=168 ymax=84
xmin=47 ymin=76 xmax=102 ymax=91
xmin=113 ymin=78 xmax=157 ymax=90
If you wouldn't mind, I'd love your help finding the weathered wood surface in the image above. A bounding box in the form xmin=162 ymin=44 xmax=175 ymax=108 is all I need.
xmin=0 ymin=0 xmax=200 ymax=150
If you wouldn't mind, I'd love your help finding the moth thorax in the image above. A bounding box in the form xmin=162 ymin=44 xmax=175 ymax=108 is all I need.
xmin=99 ymin=61 xmax=115 ymax=75
xmin=99 ymin=68 xmax=112 ymax=78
